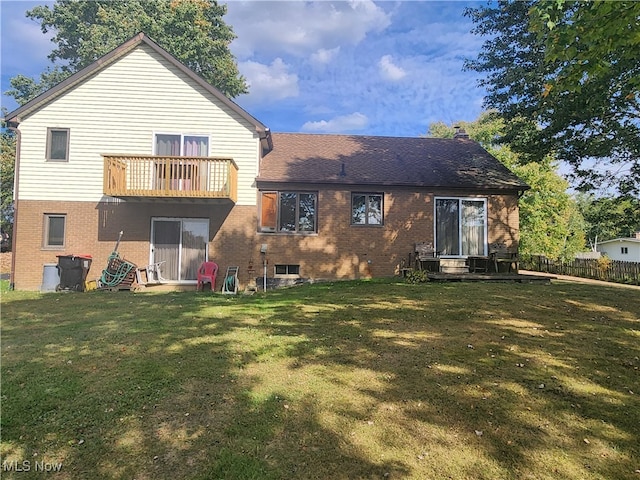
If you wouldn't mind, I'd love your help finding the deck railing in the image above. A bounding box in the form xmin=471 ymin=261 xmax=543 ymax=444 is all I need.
xmin=104 ymin=155 xmax=238 ymax=202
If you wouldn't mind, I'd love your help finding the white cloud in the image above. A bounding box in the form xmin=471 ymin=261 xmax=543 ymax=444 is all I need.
xmin=226 ymin=0 xmax=390 ymax=58
xmin=238 ymin=58 xmax=299 ymax=103
xmin=310 ymin=47 xmax=341 ymax=66
xmin=378 ymin=55 xmax=406 ymax=81
xmin=301 ymin=112 xmax=369 ymax=133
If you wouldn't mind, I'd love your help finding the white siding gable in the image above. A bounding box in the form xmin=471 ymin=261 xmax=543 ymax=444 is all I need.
xmin=17 ymin=44 xmax=260 ymax=205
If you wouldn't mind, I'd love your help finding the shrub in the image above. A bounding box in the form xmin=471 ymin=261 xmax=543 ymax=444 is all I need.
xmin=405 ymin=269 xmax=428 ymax=284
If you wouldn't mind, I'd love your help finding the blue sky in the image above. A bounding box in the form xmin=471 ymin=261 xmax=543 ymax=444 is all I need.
xmin=1 ymin=0 xmax=488 ymax=136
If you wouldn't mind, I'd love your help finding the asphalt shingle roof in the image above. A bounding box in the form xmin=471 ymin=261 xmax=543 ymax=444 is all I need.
xmin=258 ymin=133 xmax=529 ymax=191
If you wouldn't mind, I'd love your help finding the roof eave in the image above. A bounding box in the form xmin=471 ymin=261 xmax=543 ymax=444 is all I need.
xmin=256 ymin=178 xmax=530 ymax=192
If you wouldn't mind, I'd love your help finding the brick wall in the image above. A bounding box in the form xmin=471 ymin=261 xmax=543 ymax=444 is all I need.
xmin=12 ymin=189 xmax=520 ymax=290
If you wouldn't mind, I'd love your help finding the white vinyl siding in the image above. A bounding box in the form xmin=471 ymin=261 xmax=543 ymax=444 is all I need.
xmin=596 ymin=239 xmax=640 ymax=262
xmin=16 ymin=44 xmax=260 ymax=205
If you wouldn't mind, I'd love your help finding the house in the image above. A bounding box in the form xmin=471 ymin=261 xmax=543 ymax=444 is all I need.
xmin=4 ymin=33 xmax=529 ymax=291
xmin=596 ymin=232 xmax=640 ymax=262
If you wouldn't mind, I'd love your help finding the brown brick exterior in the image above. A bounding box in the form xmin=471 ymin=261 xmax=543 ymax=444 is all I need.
xmin=12 ymin=189 xmax=520 ymax=290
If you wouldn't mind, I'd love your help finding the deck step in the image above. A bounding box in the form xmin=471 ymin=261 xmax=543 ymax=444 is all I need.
xmin=439 ymin=258 xmax=469 ymax=274
xmin=441 ymin=266 xmax=469 ymax=274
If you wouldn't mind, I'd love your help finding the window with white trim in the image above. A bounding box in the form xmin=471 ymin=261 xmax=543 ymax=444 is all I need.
xmin=154 ymin=134 xmax=209 ymax=156
xmin=153 ymin=134 xmax=210 ymax=191
xmin=351 ymin=193 xmax=383 ymax=225
xmin=46 ymin=128 xmax=70 ymax=161
xmin=621 ymin=247 xmax=628 ymax=254
xmin=435 ymin=198 xmax=487 ymax=256
xmin=259 ymin=191 xmax=317 ymax=233
xmin=44 ymin=214 xmax=66 ymax=248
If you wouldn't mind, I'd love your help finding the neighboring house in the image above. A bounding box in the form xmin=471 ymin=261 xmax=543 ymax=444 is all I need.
xmin=4 ymin=33 xmax=529 ymax=291
xmin=596 ymin=233 xmax=640 ymax=262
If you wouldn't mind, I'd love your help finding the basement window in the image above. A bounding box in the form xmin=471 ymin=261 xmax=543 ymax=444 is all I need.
xmin=274 ymin=264 xmax=300 ymax=277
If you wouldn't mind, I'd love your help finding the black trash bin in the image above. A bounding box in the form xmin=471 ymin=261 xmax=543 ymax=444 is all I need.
xmin=56 ymin=255 xmax=92 ymax=292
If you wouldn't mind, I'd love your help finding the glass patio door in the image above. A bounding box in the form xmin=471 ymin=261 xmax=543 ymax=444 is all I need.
xmin=151 ymin=218 xmax=208 ymax=281
xmin=435 ymin=198 xmax=486 ymax=256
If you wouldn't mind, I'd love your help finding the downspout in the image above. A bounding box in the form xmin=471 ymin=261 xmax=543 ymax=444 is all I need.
xmin=7 ymin=123 xmax=20 ymax=290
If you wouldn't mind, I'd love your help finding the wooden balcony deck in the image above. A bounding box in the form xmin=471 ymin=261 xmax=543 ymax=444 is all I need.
xmin=104 ymin=155 xmax=238 ymax=201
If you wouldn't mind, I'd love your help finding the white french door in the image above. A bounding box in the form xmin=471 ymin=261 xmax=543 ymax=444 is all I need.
xmin=151 ymin=218 xmax=208 ymax=282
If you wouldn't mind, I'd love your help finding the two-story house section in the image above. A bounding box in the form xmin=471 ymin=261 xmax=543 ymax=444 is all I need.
xmin=6 ymin=33 xmax=271 ymax=290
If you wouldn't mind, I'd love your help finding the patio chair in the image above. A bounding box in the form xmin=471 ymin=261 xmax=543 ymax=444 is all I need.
xmin=414 ymin=242 xmax=441 ymax=272
xmin=489 ymin=243 xmax=519 ymax=273
xmin=196 ymin=261 xmax=218 ymax=291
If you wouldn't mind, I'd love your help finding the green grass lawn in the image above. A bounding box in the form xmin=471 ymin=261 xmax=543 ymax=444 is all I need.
xmin=1 ymin=279 xmax=639 ymax=479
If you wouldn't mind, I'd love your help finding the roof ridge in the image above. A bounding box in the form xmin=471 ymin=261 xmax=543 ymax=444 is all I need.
xmin=271 ymin=132 xmax=470 ymax=141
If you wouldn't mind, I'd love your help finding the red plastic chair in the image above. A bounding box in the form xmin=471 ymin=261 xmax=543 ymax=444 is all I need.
xmin=196 ymin=261 xmax=218 ymax=291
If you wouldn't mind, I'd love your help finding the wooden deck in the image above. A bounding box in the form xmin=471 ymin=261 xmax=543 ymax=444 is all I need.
xmin=427 ymin=272 xmax=555 ymax=284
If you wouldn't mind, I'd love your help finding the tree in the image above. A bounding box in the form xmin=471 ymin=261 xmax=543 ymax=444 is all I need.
xmin=1 ymin=124 xmax=16 ymax=245
xmin=464 ymin=1 xmax=640 ymax=195
xmin=576 ymin=194 xmax=640 ymax=248
xmin=6 ymin=0 xmax=247 ymax=105
xmin=428 ymin=112 xmax=586 ymax=260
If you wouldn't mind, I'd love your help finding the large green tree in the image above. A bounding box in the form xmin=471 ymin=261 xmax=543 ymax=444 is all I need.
xmin=576 ymin=194 xmax=640 ymax=248
xmin=7 ymin=0 xmax=247 ymax=106
xmin=1 ymin=125 xmax=16 ymax=244
xmin=429 ymin=112 xmax=586 ymax=260
xmin=464 ymin=1 xmax=640 ymax=195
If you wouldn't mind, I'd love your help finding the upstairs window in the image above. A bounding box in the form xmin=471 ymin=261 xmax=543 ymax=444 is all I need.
xmin=46 ymin=128 xmax=70 ymax=161
xmin=621 ymin=247 xmax=629 ymax=254
xmin=153 ymin=134 xmax=209 ymax=191
xmin=260 ymin=191 xmax=317 ymax=233
xmin=154 ymin=134 xmax=209 ymax=156
xmin=351 ymin=193 xmax=383 ymax=225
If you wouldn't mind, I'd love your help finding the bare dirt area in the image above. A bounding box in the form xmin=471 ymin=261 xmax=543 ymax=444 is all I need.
xmin=1 ymin=252 xmax=12 ymax=274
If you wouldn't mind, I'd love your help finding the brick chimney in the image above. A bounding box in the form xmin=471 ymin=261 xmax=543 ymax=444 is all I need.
xmin=634 ymin=231 xmax=640 ymax=239
xmin=453 ymin=126 xmax=470 ymax=139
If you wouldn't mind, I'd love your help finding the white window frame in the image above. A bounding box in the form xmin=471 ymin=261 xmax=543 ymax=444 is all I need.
xmin=434 ymin=197 xmax=488 ymax=257
xmin=153 ymin=133 xmax=210 ymax=156
xmin=150 ymin=217 xmax=209 ymax=283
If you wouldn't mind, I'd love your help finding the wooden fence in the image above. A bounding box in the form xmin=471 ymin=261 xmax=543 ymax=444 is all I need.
xmin=521 ymin=255 xmax=640 ymax=285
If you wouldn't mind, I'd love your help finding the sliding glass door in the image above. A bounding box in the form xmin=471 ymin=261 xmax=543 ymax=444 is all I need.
xmin=151 ymin=218 xmax=208 ymax=282
xmin=435 ymin=198 xmax=486 ymax=256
